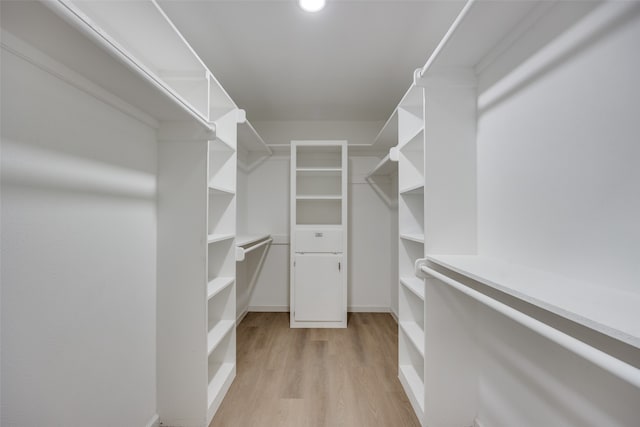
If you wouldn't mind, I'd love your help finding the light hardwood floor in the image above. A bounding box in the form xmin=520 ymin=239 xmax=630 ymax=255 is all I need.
xmin=210 ymin=312 xmax=420 ymax=427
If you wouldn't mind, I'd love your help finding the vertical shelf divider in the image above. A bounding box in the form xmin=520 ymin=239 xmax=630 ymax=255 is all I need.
xmin=397 ymin=84 xmax=427 ymax=425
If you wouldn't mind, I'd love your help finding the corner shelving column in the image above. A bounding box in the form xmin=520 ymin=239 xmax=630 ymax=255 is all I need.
xmin=206 ymin=109 xmax=241 ymax=424
xmin=156 ymin=109 xmax=241 ymax=427
xmin=396 ymin=85 xmax=426 ymax=424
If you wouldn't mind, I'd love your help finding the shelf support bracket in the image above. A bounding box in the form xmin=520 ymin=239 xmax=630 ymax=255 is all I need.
xmin=414 ymin=257 xmax=429 ymax=279
xmin=413 ymin=68 xmax=428 ymax=87
xmin=236 ymin=109 xmax=246 ymax=124
xmin=389 ymin=146 xmax=400 ymax=162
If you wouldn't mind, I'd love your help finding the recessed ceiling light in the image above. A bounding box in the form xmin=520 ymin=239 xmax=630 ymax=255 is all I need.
xmin=299 ymin=0 xmax=326 ymax=13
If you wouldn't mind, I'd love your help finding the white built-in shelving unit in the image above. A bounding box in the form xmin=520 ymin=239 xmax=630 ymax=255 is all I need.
xmin=204 ymin=109 xmax=240 ymax=424
xmin=1 ymin=1 xmax=268 ymax=425
xmin=290 ymin=141 xmax=348 ymax=328
xmin=388 ymin=0 xmax=640 ymax=426
xmin=395 ymin=84 xmax=427 ymax=421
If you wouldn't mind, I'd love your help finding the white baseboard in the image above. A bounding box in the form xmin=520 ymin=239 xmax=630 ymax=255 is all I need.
xmin=248 ymin=306 xmax=393 ymax=314
xmin=144 ymin=414 xmax=159 ymax=427
xmin=237 ymin=308 xmax=249 ymax=323
xmin=347 ymin=306 xmax=391 ymax=313
xmin=249 ymin=305 xmax=290 ymax=312
xmin=389 ymin=308 xmax=399 ymax=323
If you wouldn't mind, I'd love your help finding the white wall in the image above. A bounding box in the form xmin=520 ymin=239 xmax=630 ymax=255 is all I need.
xmin=235 ymin=165 xmax=250 ymax=318
xmin=472 ymin=4 xmax=640 ymax=426
xmin=477 ymin=2 xmax=640 ymax=293
xmin=1 ymin=47 xmax=157 ymax=427
xmin=242 ymin=121 xmax=395 ymax=312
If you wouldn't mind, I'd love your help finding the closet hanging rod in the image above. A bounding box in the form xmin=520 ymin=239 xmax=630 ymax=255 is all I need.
xmin=244 ymin=238 xmax=272 ymax=255
xmin=419 ymin=265 xmax=640 ymax=390
xmin=236 ymin=238 xmax=272 ymax=262
xmin=419 ymin=0 xmax=476 ymax=78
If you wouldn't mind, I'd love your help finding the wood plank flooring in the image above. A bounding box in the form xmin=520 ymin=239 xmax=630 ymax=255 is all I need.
xmin=210 ymin=312 xmax=420 ymax=427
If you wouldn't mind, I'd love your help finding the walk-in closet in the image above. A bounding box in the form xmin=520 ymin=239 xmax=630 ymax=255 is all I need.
xmin=2 ymin=1 xmax=639 ymax=426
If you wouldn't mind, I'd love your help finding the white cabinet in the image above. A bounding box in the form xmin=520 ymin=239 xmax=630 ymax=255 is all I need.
xmin=290 ymin=141 xmax=348 ymax=328
xmin=293 ymin=254 xmax=343 ymax=322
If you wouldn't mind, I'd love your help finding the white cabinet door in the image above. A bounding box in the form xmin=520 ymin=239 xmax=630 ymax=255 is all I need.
xmin=294 ymin=254 xmax=343 ymax=322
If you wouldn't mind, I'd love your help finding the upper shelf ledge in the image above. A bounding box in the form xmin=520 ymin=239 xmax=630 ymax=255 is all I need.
xmin=44 ymin=0 xmax=236 ymax=126
xmin=427 ymin=254 xmax=640 ymax=349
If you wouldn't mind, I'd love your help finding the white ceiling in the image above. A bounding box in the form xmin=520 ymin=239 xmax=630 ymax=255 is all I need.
xmin=159 ymin=0 xmax=464 ymax=121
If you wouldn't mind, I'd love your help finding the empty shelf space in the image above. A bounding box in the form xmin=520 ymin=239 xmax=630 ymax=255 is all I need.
xmin=400 ymin=183 xmax=424 ymax=195
xmin=399 ymin=85 xmax=424 ymax=111
xmin=398 ymin=106 xmax=424 ymax=147
xmin=399 ymin=364 xmax=425 ymax=414
xmin=400 ymin=321 xmax=425 ymax=357
xmin=400 ymin=233 xmax=425 ymax=244
xmin=207 ymin=277 xmax=235 ymax=301
xmin=400 ymin=277 xmax=425 ymax=300
xmin=210 ymin=135 xmax=236 ymax=153
xmin=296 ymin=167 xmax=342 ymax=173
xmin=207 ymin=320 xmax=235 ymax=356
xmin=208 ymin=183 xmax=235 ymax=195
xmin=400 ymin=127 xmax=425 ymax=152
xmin=207 ymin=362 xmax=235 ymax=409
xmin=427 ymin=255 xmax=640 ymax=348
xmin=238 ymin=120 xmax=271 ymax=154
xmin=367 ymin=154 xmax=398 ymax=178
xmin=296 ymin=195 xmax=342 ymax=200
xmin=371 ymin=109 xmax=398 ymax=149
xmin=207 ymin=233 xmax=235 ymax=244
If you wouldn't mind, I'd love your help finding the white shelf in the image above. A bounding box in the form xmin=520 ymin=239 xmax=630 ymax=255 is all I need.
xmin=296 ymin=195 xmax=342 ymax=200
xmin=400 ymin=321 xmax=425 ymax=357
xmin=295 ymin=224 xmax=341 ymax=230
xmin=371 ymin=109 xmax=399 ymax=149
xmin=399 ymin=84 xmax=424 ymax=110
xmin=424 ymin=0 xmax=542 ymax=73
xmin=400 ymin=233 xmax=425 ymax=244
xmin=207 ymin=277 xmax=235 ymax=301
xmin=41 ymin=0 xmax=235 ymax=125
xmin=400 ymin=128 xmax=424 ymax=152
xmin=296 ymin=167 xmax=342 ymax=173
xmin=399 ymin=183 xmax=424 ymax=195
xmin=238 ymin=120 xmax=272 ymax=154
xmin=210 ymin=134 xmax=236 ymax=152
xmin=399 ymin=364 xmax=425 ymax=414
xmin=367 ymin=153 xmax=398 ymax=178
xmin=207 ymin=320 xmax=235 ymax=356
xmin=208 ymin=183 xmax=235 ymax=195
xmin=207 ymin=362 xmax=235 ymax=408
xmin=207 ymin=233 xmax=235 ymax=244
xmin=427 ymin=255 xmax=640 ymax=348
xmin=401 ymin=277 xmax=425 ymax=301
xmin=236 ymin=234 xmax=271 ymax=247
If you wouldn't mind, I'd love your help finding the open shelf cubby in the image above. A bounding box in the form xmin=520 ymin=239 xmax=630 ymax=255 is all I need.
xmin=296 ymin=173 xmax=342 ymax=198
xmin=208 ymin=193 xmax=235 ymax=237
xmin=296 ymin=145 xmax=342 ymax=169
xmin=399 ymin=330 xmax=425 ymax=417
xmin=296 ymin=199 xmax=342 ymax=225
xmin=209 ymin=139 xmax=236 ymax=194
xmin=207 ymin=238 xmax=236 ymax=283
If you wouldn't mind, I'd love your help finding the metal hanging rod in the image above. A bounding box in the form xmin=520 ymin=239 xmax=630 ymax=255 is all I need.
xmin=420 ymin=264 xmax=640 ymax=390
